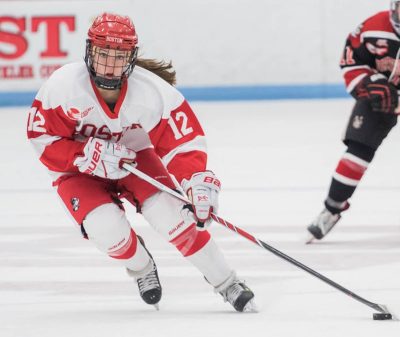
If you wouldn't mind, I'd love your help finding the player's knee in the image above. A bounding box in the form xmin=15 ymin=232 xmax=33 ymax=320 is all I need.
xmin=347 ymin=141 xmax=375 ymax=162
xmin=142 ymin=192 xmax=186 ymax=240
xmin=83 ymin=203 xmax=138 ymax=259
xmin=142 ymin=192 xmax=210 ymax=256
xmin=170 ymin=221 xmax=211 ymax=257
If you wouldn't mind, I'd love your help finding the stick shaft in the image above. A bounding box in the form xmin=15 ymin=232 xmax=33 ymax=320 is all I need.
xmin=211 ymin=213 xmax=386 ymax=313
xmin=122 ymin=163 xmax=389 ymax=314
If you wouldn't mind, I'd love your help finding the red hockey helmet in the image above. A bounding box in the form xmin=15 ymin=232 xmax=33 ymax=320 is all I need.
xmin=88 ymin=13 xmax=138 ymax=50
xmin=85 ymin=13 xmax=138 ymax=90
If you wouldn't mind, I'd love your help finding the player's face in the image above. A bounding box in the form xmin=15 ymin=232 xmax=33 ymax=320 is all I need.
xmin=92 ymin=47 xmax=131 ymax=79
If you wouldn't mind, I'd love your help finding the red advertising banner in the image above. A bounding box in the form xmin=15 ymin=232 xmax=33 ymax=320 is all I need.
xmin=0 ymin=0 xmax=132 ymax=91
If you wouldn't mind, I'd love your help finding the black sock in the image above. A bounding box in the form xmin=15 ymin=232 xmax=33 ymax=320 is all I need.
xmin=325 ymin=141 xmax=375 ymax=214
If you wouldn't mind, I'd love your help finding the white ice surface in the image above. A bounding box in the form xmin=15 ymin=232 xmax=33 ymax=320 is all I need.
xmin=1 ymin=99 xmax=400 ymax=336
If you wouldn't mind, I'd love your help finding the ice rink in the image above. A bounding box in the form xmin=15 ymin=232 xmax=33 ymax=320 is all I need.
xmin=1 ymin=99 xmax=400 ymax=337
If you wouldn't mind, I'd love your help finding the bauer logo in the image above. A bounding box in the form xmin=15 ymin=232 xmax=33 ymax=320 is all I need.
xmin=71 ymin=197 xmax=80 ymax=211
xmin=168 ymin=221 xmax=185 ymax=236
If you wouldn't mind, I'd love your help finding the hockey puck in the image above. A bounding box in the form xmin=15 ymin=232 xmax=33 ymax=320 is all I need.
xmin=373 ymin=313 xmax=392 ymax=320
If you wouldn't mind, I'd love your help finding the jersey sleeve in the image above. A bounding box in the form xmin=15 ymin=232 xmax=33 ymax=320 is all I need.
xmin=339 ymin=22 xmax=376 ymax=94
xmin=148 ymin=99 xmax=207 ymax=183
xmin=27 ymin=83 xmax=85 ymax=174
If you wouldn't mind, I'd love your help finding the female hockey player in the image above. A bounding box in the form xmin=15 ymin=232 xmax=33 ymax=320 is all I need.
xmin=27 ymin=12 xmax=255 ymax=312
xmin=307 ymin=1 xmax=400 ymax=242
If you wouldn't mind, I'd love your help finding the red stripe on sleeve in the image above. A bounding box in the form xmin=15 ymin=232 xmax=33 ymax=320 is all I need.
xmin=40 ymin=139 xmax=85 ymax=172
xmin=28 ymin=99 xmax=86 ymax=172
xmin=149 ymin=100 xmax=207 ymax=181
xmin=167 ymin=151 xmax=207 ymax=183
xmin=28 ymin=99 xmax=78 ymax=139
xmin=343 ymin=68 xmax=373 ymax=88
xmin=149 ymin=100 xmax=205 ymax=153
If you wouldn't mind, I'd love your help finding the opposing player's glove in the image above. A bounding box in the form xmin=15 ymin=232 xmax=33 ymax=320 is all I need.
xmin=74 ymin=137 xmax=136 ymax=180
xmin=353 ymin=74 xmax=398 ymax=114
xmin=181 ymin=171 xmax=221 ymax=230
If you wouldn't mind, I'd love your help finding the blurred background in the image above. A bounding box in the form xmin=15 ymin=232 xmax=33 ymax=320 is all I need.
xmin=0 ymin=0 xmax=389 ymax=104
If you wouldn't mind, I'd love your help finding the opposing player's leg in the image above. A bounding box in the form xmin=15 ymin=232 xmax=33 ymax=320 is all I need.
xmin=56 ymin=174 xmax=161 ymax=306
xmin=307 ymin=99 xmax=397 ymax=242
xmin=141 ymin=191 xmax=255 ymax=312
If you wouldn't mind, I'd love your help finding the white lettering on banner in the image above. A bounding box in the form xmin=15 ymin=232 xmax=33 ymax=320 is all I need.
xmin=0 ymin=65 xmax=34 ymax=79
xmin=40 ymin=64 xmax=63 ymax=78
xmin=0 ymin=64 xmax=64 ymax=79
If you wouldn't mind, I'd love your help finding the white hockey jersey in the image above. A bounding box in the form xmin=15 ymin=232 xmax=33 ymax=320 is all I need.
xmin=27 ymin=61 xmax=207 ymax=185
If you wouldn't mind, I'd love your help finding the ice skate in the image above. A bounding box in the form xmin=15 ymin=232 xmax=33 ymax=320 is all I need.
xmin=127 ymin=259 xmax=162 ymax=309
xmin=216 ymin=273 xmax=256 ymax=312
xmin=127 ymin=237 xmax=162 ymax=309
xmin=306 ymin=208 xmax=341 ymax=244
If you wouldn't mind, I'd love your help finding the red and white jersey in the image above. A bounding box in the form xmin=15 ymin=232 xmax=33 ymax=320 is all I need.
xmin=340 ymin=11 xmax=400 ymax=94
xmin=27 ymin=61 xmax=207 ymax=185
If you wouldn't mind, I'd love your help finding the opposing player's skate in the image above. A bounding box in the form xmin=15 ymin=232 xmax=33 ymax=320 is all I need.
xmin=306 ymin=208 xmax=341 ymax=244
xmin=127 ymin=237 xmax=162 ymax=309
xmin=216 ymin=273 xmax=256 ymax=312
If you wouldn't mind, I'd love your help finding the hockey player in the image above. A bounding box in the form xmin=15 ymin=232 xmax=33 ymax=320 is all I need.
xmin=307 ymin=1 xmax=400 ymax=242
xmin=27 ymin=12 xmax=255 ymax=312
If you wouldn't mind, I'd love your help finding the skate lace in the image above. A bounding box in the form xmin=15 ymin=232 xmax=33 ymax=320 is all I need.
xmin=223 ymin=281 xmax=245 ymax=305
xmin=137 ymin=267 xmax=160 ymax=294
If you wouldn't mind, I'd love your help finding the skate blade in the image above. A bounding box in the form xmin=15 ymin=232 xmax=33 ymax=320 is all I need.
xmin=305 ymin=233 xmax=316 ymax=245
xmin=243 ymin=299 xmax=258 ymax=313
xmin=153 ymin=303 xmax=160 ymax=311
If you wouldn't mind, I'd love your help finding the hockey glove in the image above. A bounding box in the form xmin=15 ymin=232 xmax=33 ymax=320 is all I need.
xmin=353 ymin=74 xmax=398 ymax=114
xmin=181 ymin=171 xmax=221 ymax=230
xmin=74 ymin=137 xmax=136 ymax=180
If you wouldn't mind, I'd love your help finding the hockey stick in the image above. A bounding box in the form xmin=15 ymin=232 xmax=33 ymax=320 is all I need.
xmin=122 ymin=163 xmax=397 ymax=319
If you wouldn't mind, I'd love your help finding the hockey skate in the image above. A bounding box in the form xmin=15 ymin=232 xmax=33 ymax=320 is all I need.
xmin=216 ymin=273 xmax=256 ymax=312
xmin=127 ymin=237 xmax=162 ymax=309
xmin=306 ymin=208 xmax=341 ymax=244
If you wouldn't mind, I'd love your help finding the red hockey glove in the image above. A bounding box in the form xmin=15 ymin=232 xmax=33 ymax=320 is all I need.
xmin=74 ymin=137 xmax=136 ymax=179
xmin=353 ymin=74 xmax=398 ymax=114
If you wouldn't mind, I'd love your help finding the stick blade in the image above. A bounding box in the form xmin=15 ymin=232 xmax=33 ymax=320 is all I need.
xmin=376 ymin=304 xmax=399 ymax=321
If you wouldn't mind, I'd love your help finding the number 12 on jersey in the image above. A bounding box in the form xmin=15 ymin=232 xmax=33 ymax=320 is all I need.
xmin=168 ymin=111 xmax=193 ymax=140
xmin=27 ymin=107 xmax=46 ymax=133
